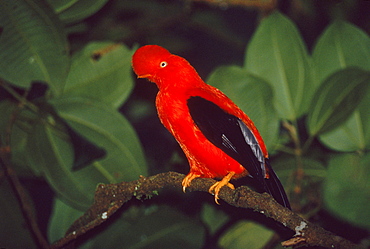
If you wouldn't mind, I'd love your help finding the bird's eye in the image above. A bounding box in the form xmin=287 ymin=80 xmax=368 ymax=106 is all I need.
xmin=160 ymin=61 xmax=168 ymax=68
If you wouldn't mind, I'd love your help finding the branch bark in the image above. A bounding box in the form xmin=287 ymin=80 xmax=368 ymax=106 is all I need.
xmin=50 ymin=171 xmax=364 ymax=249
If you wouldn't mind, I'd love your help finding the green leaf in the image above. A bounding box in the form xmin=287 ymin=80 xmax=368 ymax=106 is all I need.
xmin=219 ymin=221 xmax=274 ymax=249
xmin=25 ymin=97 xmax=147 ymax=210
xmin=323 ymin=153 xmax=370 ymax=229
xmin=25 ymin=114 xmax=94 ymax=209
xmin=62 ymin=42 xmax=134 ymax=108
xmin=319 ymin=87 xmax=370 ymax=151
xmin=52 ymin=97 xmax=148 ymax=181
xmin=245 ymin=11 xmax=313 ymax=120
xmin=49 ymin=201 xmax=205 ymax=248
xmin=312 ymin=21 xmax=370 ymax=85
xmin=0 ymin=0 xmax=69 ymax=96
xmin=307 ymin=68 xmax=370 ymax=136
xmin=207 ymin=66 xmax=279 ymax=150
xmin=0 ymin=181 xmax=37 ymax=249
xmin=201 ymin=203 xmax=229 ymax=235
xmin=47 ymin=0 xmax=109 ymax=24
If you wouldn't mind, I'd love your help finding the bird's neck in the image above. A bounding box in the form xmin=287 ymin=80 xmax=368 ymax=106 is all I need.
xmin=156 ymin=70 xmax=205 ymax=93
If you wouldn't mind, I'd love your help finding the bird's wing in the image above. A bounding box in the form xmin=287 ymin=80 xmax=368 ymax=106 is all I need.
xmin=187 ymin=96 xmax=266 ymax=182
xmin=187 ymin=96 xmax=291 ymax=209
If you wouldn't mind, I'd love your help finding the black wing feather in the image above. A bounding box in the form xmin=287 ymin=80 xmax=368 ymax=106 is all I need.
xmin=187 ymin=96 xmax=290 ymax=209
xmin=187 ymin=96 xmax=266 ymax=181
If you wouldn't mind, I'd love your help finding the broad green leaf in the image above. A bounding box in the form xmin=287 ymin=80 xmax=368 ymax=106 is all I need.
xmin=25 ymin=114 xmax=94 ymax=210
xmin=207 ymin=66 xmax=279 ymax=150
xmin=0 ymin=0 xmax=69 ymax=96
xmin=0 ymin=181 xmax=37 ymax=249
xmin=47 ymin=0 xmax=109 ymax=24
xmin=25 ymin=97 xmax=147 ymax=210
xmin=319 ymin=88 xmax=370 ymax=151
xmin=312 ymin=21 xmax=370 ymax=85
xmin=62 ymin=42 xmax=134 ymax=108
xmin=323 ymin=153 xmax=370 ymax=229
xmin=52 ymin=97 xmax=148 ymax=181
xmin=307 ymin=68 xmax=370 ymax=136
xmin=49 ymin=201 xmax=205 ymax=248
xmin=201 ymin=203 xmax=229 ymax=235
xmin=219 ymin=221 xmax=274 ymax=249
xmin=245 ymin=11 xmax=313 ymax=120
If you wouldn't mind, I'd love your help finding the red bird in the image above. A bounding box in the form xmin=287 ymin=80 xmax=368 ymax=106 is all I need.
xmin=132 ymin=45 xmax=290 ymax=209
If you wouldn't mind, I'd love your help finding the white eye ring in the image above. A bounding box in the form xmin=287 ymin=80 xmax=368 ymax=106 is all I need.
xmin=160 ymin=61 xmax=168 ymax=68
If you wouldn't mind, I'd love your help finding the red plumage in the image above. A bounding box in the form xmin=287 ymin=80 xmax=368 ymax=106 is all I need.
xmin=132 ymin=45 xmax=290 ymax=208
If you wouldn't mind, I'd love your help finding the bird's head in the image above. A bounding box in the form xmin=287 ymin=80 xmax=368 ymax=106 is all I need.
xmin=132 ymin=45 xmax=172 ymax=83
xmin=132 ymin=45 xmax=201 ymax=90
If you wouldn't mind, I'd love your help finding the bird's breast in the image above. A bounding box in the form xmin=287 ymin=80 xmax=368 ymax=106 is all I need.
xmin=155 ymin=91 xmax=246 ymax=178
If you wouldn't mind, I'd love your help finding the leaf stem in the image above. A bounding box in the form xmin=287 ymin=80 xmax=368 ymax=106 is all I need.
xmin=0 ymin=80 xmax=39 ymax=113
xmin=0 ymin=102 xmax=50 ymax=249
xmin=282 ymin=120 xmax=305 ymax=209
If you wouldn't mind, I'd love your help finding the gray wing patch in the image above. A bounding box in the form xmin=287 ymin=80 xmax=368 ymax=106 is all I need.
xmin=221 ymin=133 xmax=238 ymax=153
xmin=237 ymin=119 xmax=266 ymax=177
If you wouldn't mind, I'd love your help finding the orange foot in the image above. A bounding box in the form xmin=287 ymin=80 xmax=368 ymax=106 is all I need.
xmin=208 ymin=172 xmax=235 ymax=204
xmin=182 ymin=172 xmax=201 ymax=192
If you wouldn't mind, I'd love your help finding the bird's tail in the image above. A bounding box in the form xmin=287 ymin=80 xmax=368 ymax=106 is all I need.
xmin=264 ymin=160 xmax=291 ymax=210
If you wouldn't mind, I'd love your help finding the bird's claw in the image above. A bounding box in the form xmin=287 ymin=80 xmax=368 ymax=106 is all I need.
xmin=208 ymin=172 xmax=236 ymax=204
xmin=182 ymin=172 xmax=200 ymax=193
xmin=182 ymin=172 xmax=235 ymax=204
xmin=209 ymin=181 xmax=235 ymax=205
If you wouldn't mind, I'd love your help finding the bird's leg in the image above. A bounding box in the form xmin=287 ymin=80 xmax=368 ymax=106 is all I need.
xmin=182 ymin=172 xmax=201 ymax=192
xmin=209 ymin=172 xmax=235 ymax=204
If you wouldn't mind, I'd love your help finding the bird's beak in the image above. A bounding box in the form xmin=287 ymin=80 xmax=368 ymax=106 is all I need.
xmin=137 ymin=74 xmax=152 ymax=79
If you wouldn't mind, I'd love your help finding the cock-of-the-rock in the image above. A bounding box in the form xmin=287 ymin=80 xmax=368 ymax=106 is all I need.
xmin=132 ymin=45 xmax=291 ymax=209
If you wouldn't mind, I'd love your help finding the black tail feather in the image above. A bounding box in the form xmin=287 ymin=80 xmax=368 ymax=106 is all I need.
xmin=264 ymin=160 xmax=291 ymax=210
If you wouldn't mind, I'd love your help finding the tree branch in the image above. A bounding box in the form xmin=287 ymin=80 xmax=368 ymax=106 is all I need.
xmin=50 ymin=171 xmax=364 ymax=249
